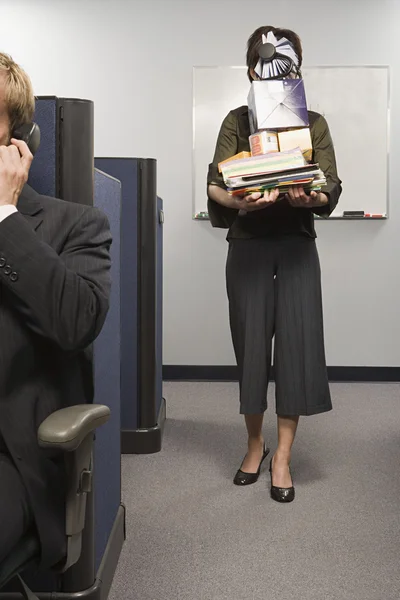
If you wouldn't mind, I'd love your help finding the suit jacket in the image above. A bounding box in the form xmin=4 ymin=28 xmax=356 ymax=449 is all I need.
xmin=0 ymin=184 xmax=112 ymax=569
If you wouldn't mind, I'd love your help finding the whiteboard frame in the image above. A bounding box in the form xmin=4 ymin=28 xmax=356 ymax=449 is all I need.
xmin=192 ymin=65 xmax=390 ymax=221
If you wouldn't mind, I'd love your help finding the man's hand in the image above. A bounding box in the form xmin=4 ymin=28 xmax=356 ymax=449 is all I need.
xmin=235 ymin=188 xmax=279 ymax=212
xmin=286 ymin=186 xmax=329 ymax=208
xmin=0 ymin=139 xmax=33 ymax=207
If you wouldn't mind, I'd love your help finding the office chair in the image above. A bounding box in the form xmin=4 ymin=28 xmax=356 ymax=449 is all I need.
xmin=0 ymin=404 xmax=110 ymax=600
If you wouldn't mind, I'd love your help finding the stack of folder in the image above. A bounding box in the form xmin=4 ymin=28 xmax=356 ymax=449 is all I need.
xmin=220 ymin=148 xmax=326 ymax=197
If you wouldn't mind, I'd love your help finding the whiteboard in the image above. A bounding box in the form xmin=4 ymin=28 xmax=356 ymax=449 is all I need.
xmin=193 ymin=66 xmax=389 ymax=219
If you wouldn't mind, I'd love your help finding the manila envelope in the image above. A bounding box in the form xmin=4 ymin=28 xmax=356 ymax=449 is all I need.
xmin=278 ymin=127 xmax=313 ymax=162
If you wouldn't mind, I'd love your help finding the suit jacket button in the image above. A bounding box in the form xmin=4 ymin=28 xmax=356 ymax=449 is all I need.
xmin=10 ymin=272 xmax=18 ymax=282
xmin=4 ymin=265 xmax=12 ymax=275
xmin=0 ymin=258 xmax=5 ymax=268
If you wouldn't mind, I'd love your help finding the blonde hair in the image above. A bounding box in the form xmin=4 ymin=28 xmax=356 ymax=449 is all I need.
xmin=0 ymin=53 xmax=35 ymax=130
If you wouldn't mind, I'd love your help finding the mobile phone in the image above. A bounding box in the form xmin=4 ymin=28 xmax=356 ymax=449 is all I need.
xmin=12 ymin=122 xmax=41 ymax=155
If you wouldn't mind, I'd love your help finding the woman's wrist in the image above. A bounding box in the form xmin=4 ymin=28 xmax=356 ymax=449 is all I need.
xmin=208 ymin=184 xmax=238 ymax=210
xmin=313 ymin=192 xmax=329 ymax=207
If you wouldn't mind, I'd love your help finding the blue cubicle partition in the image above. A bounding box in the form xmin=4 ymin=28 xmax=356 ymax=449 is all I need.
xmin=95 ymin=158 xmax=165 ymax=455
xmin=94 ymin=159 xmax=138 ymax=433
xmin=1 ymin=97 xmax=125 ymax=600
xmin=28 ymin=98 xmax=58 ymax=197
xmin=93 ymin=169 xmax=123 ymax=573
xmin=58 ymin=169 xmax=124 ymax=598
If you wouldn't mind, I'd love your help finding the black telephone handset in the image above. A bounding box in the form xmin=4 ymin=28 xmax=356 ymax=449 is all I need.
xmin=12 ymin=122 xmax=41 ymax=156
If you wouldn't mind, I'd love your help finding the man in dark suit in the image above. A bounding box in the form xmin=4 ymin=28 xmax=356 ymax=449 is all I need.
xmin=0 ymin=54 xmax=111 ymax=568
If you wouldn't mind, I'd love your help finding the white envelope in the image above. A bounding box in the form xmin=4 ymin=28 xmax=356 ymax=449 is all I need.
xmin=248 ymin=79 xmax=309 ymax=133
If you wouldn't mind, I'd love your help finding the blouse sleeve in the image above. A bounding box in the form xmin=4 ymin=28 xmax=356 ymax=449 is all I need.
xmin=207 ymin=111 xmax=239 ymax=190
xmin=206 ymin=111 xmax=239 ymax=228
xmin=311 ymin=114 xmax=342 ymax=217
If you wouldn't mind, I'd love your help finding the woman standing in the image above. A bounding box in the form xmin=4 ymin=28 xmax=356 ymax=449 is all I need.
xmin=207 ymin=26 xmax=342 ymax=503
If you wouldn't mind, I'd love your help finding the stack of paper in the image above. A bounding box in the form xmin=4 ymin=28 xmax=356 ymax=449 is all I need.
xmin=228 ymin=166 xmax=326 ymax=197
xmin=221 ymin=148 xmax=305 ymax=179
xmin=220 ymin=148 xmax=326 ymax=197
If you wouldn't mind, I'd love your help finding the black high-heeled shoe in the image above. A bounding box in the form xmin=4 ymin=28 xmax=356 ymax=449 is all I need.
xmin=233 ymin=445 xmax=270 ymax=486
xmin=269 ymin=457 xmax=295 ymax=503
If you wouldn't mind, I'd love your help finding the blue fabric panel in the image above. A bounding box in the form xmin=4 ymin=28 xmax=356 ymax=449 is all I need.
xmin=28 ymin=98 xmax=58 ymax=198
xmin=93 ymin=169 xmax=122 ymax=570
xmin=94 ymin=158 xmax=139 ymax=431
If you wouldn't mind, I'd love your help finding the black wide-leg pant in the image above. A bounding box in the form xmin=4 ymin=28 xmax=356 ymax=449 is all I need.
xmin=226 ymin=237 xmax=332 ymax=416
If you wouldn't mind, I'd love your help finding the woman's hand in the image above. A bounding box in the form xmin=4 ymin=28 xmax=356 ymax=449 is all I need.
xmin=235 ymin=188 xmax=279 ymax=212
xmin=286 ymin=187 xmax=329 ymax=208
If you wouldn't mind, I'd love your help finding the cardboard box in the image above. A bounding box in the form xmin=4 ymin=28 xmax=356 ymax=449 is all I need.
xmin=278 ymin=128 xmax=313 ymax=162
xmin=249 ymin=131 xmax=279 ymax=156
xmin=248 ymin=78 xmax=309 ymax=133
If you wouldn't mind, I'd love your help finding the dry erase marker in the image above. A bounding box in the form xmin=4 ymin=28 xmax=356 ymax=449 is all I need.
xmin=364 ymin=213 xmax=386 ymax=218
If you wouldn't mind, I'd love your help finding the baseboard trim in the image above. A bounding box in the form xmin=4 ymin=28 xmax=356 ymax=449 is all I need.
xmin=163 ymin=365 xmax=400 ymax=383
xmin=97 ymin=504 xmax=126 ymax=600
xmin=164 ymin=365 xmax=238 ymax=382
xmin=121 ymin=396 xmax=166 ymax=455
xmin=0 ymin=504 xmax=126 ymax=600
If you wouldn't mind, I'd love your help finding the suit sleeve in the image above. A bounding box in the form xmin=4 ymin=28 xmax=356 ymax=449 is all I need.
xmin=0 ymin=207 xmax=111 ymax=351
xmin=311 ymin=114 xmax=342 ymax=217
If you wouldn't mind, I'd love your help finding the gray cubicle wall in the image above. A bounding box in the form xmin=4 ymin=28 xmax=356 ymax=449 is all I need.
xmin=29 ymin=96 xmax=94 ymax=206
xmin=156 ymin=196 xmax=163 ymax=425
xmin=95 ymin=158 xmax=165 ymax=455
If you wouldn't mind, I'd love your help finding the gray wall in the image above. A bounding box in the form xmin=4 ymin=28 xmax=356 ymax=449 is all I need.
xmin=2 ymin=0 xmax=399 ymax=366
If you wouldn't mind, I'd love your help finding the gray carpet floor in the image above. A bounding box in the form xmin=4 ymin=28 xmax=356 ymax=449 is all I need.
xmin=110 ymin=382 xmax=400 ymax=600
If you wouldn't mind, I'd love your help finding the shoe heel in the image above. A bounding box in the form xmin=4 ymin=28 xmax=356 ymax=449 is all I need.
xmin=233 ymin=445 xmax=270 ymax=486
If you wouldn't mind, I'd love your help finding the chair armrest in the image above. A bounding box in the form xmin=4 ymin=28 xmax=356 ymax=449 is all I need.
xmin=37 ymin=404 xmax=110 ymax=451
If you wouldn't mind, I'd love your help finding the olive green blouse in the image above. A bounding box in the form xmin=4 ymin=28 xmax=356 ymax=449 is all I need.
xmin=207 ymin=106 xmax=342 ymax=239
